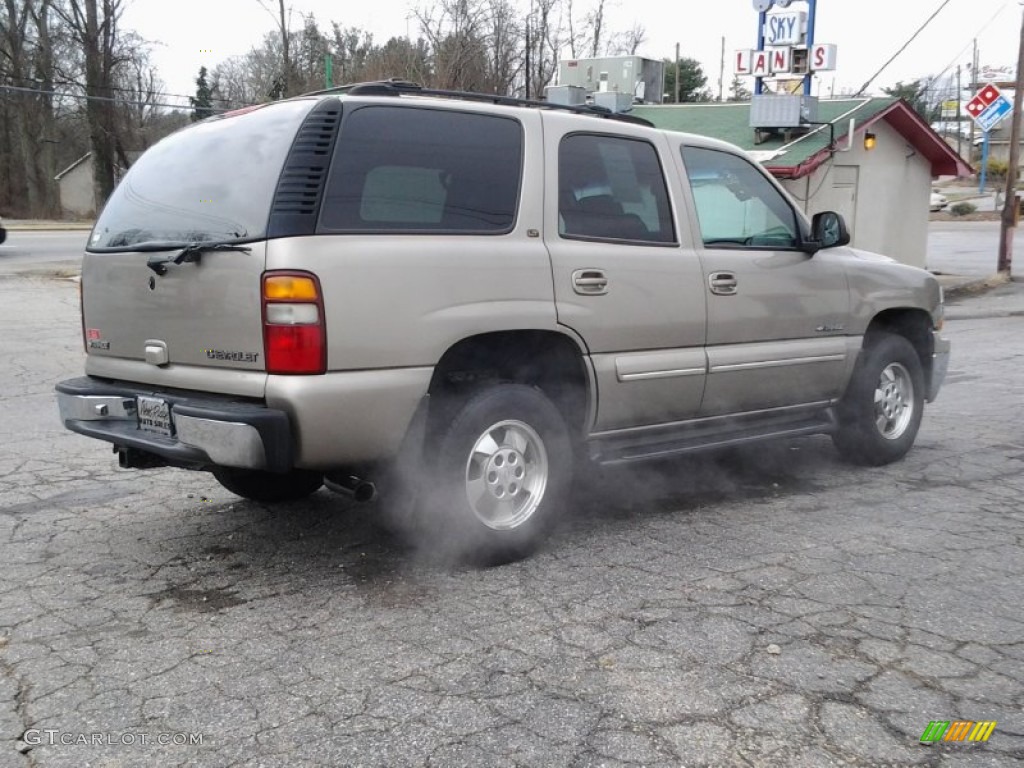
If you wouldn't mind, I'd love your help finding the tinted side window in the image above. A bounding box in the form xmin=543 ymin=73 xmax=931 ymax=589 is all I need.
xmin=559 ymin=134 xmax=676 ymax=244
xmin=320 ymin=106 xmax=522 ymax=233
xmin=680 ymin=146 xmax=799 ymax=249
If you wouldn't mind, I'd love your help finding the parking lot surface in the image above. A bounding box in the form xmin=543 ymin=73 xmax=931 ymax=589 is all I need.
xmin=1 ymin=276 xmax=1023 ymax=767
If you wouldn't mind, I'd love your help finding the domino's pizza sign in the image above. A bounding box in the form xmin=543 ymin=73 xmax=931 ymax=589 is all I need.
xmin=966 ymin=85 xmax=1013 ymax=133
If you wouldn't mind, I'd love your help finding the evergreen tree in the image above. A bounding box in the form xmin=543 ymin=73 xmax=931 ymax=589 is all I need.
xmin=728 ymin=75 xmax=752 ymax=102
xmin=662 ymin=58 xmax=712 ymax=103
xmin=189 ymin=66 xmax=215 ymax=122
xmin=882 ymin=80 xmax=938 ymax=123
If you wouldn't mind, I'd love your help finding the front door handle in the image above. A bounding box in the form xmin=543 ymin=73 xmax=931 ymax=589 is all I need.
xmin=572 ymin=269 xmax=609 ymax=295
xmin=709 ymin=271 xmax=738 ymax=296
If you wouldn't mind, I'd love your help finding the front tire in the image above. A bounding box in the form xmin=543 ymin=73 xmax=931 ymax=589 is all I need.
xmin=832 ymin=332 xmax=925 ymax=466
xmin=426 ymin=383 xmax=573 ymax=565
xmin=212 ymin=467 xmax=323 ymax=502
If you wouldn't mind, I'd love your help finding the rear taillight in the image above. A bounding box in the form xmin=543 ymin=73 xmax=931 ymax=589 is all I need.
xmin=262 ymin=272 xmax=326 ymax=374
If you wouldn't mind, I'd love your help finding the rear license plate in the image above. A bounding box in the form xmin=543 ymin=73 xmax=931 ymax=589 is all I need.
xmin=137 ymin=396 xmax=172 ymax=436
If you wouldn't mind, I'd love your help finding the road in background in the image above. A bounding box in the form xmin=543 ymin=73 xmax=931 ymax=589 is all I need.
xmin=1 ymin=224 xmax=1019 ymax=285
xmin=926 ymin=221 xmax=1024 ymax=279
xmin=0 ymin=231 xmax=88 ymax=272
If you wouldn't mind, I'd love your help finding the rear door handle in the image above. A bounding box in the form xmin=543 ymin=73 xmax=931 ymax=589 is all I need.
xmin=572 ymin=269 xmax=609 ymax=295
xmin=709 ymin=271 xmax=738 ymax=296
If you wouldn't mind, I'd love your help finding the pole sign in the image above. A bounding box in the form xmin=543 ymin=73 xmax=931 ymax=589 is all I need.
xmin=738 ymin=0 xmax=836 ymax=78
xmin=735 ymin=43 xmax=836 ymax=76
xmin=966 ymin=84 xmax=1013 ymax=133
xmin=764 ymin=11 xmax=806 ymax=46
xmin=977 ymin=97 xmax=1012 ymax=133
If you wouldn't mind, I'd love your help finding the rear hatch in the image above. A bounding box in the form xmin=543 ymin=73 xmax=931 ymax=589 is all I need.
xmin=82 ymin=99 xmax=317 ymax=398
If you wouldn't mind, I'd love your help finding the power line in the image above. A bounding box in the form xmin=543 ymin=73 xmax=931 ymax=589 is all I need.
xmin=855 ymin=0 xmax=956 ymax=96
xmin=924 ymin=1 xmax=1014 ymax=93
xmin=8 ymin=74 xmax=237 ymax=105
xmin=0 ymin=83 xmax=233 ymax=112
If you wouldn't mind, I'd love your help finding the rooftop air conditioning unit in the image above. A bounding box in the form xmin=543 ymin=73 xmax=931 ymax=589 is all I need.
xmin=750 ymin=94 xmax=818 ymax=129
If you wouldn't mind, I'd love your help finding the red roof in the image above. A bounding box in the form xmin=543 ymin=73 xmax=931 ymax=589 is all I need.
xmin=765 ymin=99 xmax=972 ymax=180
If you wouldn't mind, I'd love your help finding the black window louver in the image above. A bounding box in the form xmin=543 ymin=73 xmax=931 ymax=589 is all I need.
xmin=267 ymin=100 xmax=342 ymax=237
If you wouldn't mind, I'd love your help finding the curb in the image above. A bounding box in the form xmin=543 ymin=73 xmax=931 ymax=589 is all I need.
xmin=4 ymin=223 xmax=94 ymax=231
xmin=941 ymin=272 xmax=1010 ymax=299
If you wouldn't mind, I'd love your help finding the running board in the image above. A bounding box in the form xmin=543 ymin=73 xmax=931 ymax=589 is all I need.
xmin=589 ymin=408 xmax=837 ymax=466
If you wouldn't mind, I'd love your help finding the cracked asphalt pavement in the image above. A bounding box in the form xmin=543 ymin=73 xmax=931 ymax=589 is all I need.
xmin=1 ymin=276 xmax=1023 ymax=767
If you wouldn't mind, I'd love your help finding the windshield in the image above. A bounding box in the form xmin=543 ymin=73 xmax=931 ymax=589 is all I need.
xmin=88 ymin=99 xmax=317 ymax=251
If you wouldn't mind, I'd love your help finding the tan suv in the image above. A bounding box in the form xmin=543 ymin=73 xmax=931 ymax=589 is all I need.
xmin=57 ymin=81 xmax=950 ymax=563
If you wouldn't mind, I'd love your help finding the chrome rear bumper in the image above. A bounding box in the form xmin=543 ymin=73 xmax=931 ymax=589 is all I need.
xmin=55 ymin=377 xmax=293 ymax=472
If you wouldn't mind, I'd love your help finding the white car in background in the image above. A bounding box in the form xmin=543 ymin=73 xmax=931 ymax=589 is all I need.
xmin=930 ymin=190 xmax=949 ymax=212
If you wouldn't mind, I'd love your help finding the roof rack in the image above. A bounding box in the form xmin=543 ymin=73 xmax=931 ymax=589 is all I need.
xmin=300 ymin=78 xmax=654 ymax=127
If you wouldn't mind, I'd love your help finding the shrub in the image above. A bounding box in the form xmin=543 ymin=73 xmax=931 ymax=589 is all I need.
xmin=975 ymin=158 xmax=1009 ymax=180
xmin=950 ymin=202 xmax=977 ymax=216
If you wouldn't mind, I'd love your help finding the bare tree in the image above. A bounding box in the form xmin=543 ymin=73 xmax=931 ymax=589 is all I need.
xmin=557 ymin=0 xmax=610 ymax=62
xmin=113 ymin=31 xmax=162 ymax=154
xmin=1 ymin=0 xmax=39 ymax=213
xmin=54 ymin=0 xmax=127 ymax=206
xmin=0 ymin=0 xmax=63 ymax=216
xmin=415 ymin=0 xmax=491 ymax=91
xmin=416 ymin=0 xmax=550 ymax=97
xmin=362 ymin=36 xmax=431 ymax=84
xmin=565 ymin=0 xmax=580 ymax=58
xmin=214 ymin=31 xmax=291 ymax=103
xmin=32 ymin=0 xmax=61 ymax=215
xmin=211 ymin=56 xmax=261 ymax=107
xmin=526 ymin=0 xmax=563 ymax=98
xmin=586 ymin=0 xmax=604 ymax=58
xmin=607 ymin=22 xmax=646 ymax=56
xmin=484 ymin=0 xmax=520 ymax=94
xmin=207 ymin=0 xmax=658 ymax=113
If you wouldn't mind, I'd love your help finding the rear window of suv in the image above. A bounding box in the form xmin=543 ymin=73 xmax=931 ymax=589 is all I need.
xmin=318 ymin=106 xmax=523 ymax=233
xmin=88 ymin=99 xmax=317 ymax=251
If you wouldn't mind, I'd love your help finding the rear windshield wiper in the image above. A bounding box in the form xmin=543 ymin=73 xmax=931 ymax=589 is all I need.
xmin=146 ymin=242 xmax=252 ymax=275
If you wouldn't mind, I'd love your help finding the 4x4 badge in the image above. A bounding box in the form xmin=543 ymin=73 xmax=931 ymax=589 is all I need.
xmin=86 ymin=329 xmax=110 ymax=350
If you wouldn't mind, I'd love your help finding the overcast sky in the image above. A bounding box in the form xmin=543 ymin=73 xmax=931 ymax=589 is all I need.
xmin=122 ymin=0 xmax=1023 ymax=106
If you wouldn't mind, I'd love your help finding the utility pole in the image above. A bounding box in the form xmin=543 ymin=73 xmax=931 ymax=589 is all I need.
xmin=718 ymin=36 xmax=726 ymax=102
xmin=956 ymin=65 xmax=962 ymax=158
xmin=525 ymin=16 xmax=531 ymax=99
xmin=675 ymin=42 xmax=680 ymax=103
xmin=970 ymin=40 xmax=978 ymax=163
xmin=998 ymin=8 xmax=1024 ymax=275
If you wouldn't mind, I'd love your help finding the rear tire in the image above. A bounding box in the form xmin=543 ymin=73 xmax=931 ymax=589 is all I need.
xmin=832 ymin=332 xmax=924 ymax=466
xmin=424 ymin=383 xmax=573 ymax=565
xmin=212 ymin=467 xmax=323 ymax=502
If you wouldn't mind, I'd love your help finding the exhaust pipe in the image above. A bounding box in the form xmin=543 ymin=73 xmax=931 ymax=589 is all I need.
xmin=324 ymin=474 xmax=378 ymax=503
xmin=117 ymin=447 xmax=168 ymax=470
